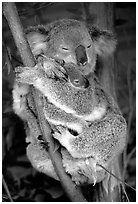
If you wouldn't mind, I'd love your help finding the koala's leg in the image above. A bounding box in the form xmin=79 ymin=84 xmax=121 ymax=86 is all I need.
xmin=54 ymin=114 xmax=127 ymax=165
xmin=27 ymin=141 xmax=59 ymax=180
xmin=13 ymin=82 xmax=42 ymax=141
xmin=12 ymin=82 xmax=30 ymax=120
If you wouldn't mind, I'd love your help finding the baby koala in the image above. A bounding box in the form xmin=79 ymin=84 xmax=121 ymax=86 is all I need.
xmin=14 ymin=57 xmax=107 ymax=133
xmin=13 ymin=56 xmax=127 ymax=185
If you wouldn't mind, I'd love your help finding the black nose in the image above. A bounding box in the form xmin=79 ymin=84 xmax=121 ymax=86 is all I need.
xmin=75 ymin=45 xmax=87 ymax=66
xmin=79 ymin=57 xmax=87 ymax=66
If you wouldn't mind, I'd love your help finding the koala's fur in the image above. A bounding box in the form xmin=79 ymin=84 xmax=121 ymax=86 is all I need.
xmin=12 ymin=19 xmax=125 ymax=185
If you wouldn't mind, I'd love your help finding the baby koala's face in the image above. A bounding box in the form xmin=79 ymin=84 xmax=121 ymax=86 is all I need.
xmin=40 ymin=56 xmax=90 ymax=90
xmin=63 ymin=63 xmax=90 ymax=89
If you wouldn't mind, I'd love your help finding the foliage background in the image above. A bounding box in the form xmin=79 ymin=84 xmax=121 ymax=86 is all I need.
xmin=2 ymin=2 xmax=136 ymax=202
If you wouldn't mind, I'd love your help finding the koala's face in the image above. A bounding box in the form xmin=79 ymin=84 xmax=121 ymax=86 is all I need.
xmin=26 ymin=19 xmax=116 ymax=76
xmin=46 ymin=24 xmax=97 ymax=75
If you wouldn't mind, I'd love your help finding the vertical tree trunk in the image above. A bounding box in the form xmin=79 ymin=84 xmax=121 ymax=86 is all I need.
xmin=89 ymin=3 xmax=116 ymax=97
xmin=85 ymin=3 xmax=123 ymax=202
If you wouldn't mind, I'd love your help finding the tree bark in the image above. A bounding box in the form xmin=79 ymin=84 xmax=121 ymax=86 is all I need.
xmin=84 ymin=2 xmax=123 ymax=202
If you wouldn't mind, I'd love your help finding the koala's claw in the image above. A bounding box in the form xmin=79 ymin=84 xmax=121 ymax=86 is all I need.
xmin=53 ymin=66 xmax=67 ymax=81
xmin=15 ymin=67 xmax=26 ymax=80
xmin=56 ymin=126 xmax=66 ymax=134
xmin=55 ymin=58 xmax=65 ymax=66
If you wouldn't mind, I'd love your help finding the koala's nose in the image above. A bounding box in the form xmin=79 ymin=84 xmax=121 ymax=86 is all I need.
xmin=75 ymin=45 xmax=87 ymax=66
xmin=79 ymin=57 xmax=87 ymax=66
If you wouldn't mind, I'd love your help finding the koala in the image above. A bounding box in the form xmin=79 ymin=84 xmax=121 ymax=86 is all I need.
xmin=26 ymin=19 xmax=116 ymax=75
xmin=13 ymin=56 xmax=127 ymax=185
xmin=12 ymin=19 xmax=122 ymax=185
xmin=14 ymin=18 xmax=117 ymax=121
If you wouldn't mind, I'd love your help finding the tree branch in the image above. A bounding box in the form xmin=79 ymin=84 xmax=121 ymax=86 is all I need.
xmin=3 ymin=2 xmax=87 ymax=202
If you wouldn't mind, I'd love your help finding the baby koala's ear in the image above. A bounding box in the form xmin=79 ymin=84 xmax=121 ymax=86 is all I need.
xmin=88 ymin=26 xmax=117 ymax=57
xmin=26 ymin=25 xmax=49 ymax=56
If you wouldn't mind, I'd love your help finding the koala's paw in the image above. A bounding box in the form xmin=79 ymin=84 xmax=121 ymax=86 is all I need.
xmin=15 ymin=66 xmax=39 ymax=85
xmin=56 ymin=126 xmax=66 ymax=133
xmin=52 ymin=65 xmax=67 ymax=81
xmin=53 ymin=127 xmax=74 ymax=153
xmin=15 ymin=66 xmax=30 ymax=83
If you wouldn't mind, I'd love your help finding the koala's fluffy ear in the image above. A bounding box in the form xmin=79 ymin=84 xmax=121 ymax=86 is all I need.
xmin=88 ymin=26 xmax=117 ymax=57
xmin=25 ymin=25 xmax=49 ymax=56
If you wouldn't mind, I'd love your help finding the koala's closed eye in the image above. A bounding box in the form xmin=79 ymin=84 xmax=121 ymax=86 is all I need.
xmin=87 ymin=44 xmax=91 ymax=48
xmin=62 ymin=47 xmax=69 ymax=51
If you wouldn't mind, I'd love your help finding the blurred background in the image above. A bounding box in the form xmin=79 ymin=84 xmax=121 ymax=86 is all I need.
xmin=2 ymin=2 xmax=136 ymax=202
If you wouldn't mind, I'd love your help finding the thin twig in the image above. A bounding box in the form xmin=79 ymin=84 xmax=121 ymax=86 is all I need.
xmin=98 ymin=164 xmax=136 ymax=192
xmin=126 ymin=146 xmax=136 ymax=164
xmin=2 ymin=175 xmax=13 ymax=202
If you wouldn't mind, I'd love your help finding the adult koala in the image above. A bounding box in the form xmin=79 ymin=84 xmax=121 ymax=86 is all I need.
xmin=26 ymin=19 xmax=116 ymax=75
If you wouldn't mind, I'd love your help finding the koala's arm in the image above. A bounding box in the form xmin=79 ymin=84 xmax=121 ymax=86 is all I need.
xmin=14 ymin=61 xmax=95 ymax=119
xmin=14 ymin=59 xmax=67 ymax=94
xmin=43 ymin=96 xmax=87 ymax=133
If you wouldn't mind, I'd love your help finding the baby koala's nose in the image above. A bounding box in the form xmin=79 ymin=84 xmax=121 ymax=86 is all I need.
xmin=63 ymin=62 xmax=90 ymax=89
